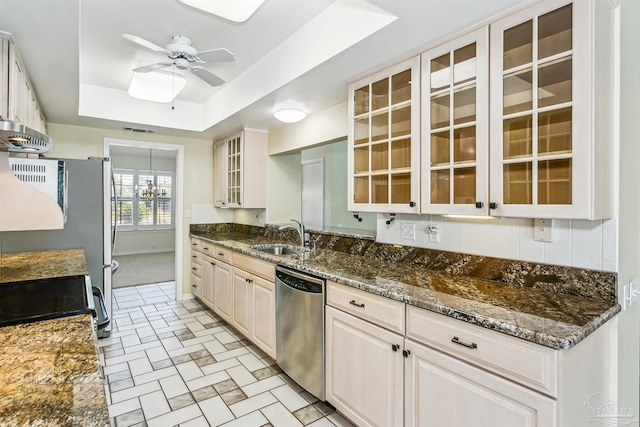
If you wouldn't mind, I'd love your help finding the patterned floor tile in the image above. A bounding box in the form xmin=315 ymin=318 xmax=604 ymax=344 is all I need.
xmin=104 ymin=283 xmax=355 ymax=427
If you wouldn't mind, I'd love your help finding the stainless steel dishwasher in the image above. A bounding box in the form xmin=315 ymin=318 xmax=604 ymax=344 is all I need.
xmin=275 ymin=265 xmax=326 ymax=401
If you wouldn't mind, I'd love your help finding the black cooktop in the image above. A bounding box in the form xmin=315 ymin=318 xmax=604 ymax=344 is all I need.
xmin=0 ymin=275 xmax=95 ymax=327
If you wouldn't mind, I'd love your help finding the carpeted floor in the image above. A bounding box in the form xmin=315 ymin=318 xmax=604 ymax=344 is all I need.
xmin=112 ymin=251 xmax=175 ymax=288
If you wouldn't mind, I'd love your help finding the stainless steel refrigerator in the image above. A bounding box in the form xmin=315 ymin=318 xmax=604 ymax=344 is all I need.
xmin=0 ymin=157 xmax=115 ymax=336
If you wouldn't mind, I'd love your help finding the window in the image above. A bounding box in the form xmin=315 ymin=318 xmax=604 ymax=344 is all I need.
xmin=113 ymin=169 xmax=174 ymax=230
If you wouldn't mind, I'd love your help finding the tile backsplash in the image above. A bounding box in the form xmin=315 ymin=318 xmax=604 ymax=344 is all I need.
xmin=376 ymin=214 xmax=618 ymax=272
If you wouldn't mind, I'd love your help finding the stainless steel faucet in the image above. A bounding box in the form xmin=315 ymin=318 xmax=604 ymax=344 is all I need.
xmin=279 ymin=219 xmax=305 ymax=247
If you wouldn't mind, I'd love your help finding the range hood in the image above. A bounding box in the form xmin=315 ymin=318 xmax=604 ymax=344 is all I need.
xmin=0 ymin=121 xmax=52 ymax=153
xmin=0 ymin=122 xmax=63 ymax=231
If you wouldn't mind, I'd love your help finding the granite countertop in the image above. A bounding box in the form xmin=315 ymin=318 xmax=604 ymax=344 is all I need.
xmin=0 ymin=248 xmax=89 ymax=283
xmin=190 ymin=230 xmax=620 ymax=350
xmin=0 ymin=314 xmax=109 ymax=427
xmin=0 ymin=249 xmax=110 ymax=427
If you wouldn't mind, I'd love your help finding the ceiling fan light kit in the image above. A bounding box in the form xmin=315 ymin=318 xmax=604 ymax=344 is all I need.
xmin=274 ymin=107 xmax=307 ymax=123
xmin=122 ymin=33 xmax=235 ymax=97
xmin=128 ymin=71 xmax=186 ymax=103
xmin=177 ymin=0 xmax=265 ymax=22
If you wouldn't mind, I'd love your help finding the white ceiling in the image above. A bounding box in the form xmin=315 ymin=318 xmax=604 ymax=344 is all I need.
xmin=0 ymin=0 xmax=528 ymax=142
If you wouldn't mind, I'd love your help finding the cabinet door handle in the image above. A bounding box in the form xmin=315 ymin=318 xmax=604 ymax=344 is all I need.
xmin=391 ymin=344 xmax=399 ymax=352
xmin=210 ymin=262 xmax=216 ymax=266
xmin=475 ymin=201 xmax=484 ymax=208
xmin=489 ymin=202 xmax=498 ymax=210
xmin=192 ymin=267 xmax=197 ymax=271
xmin=349 ymin=300 xmax=365 ymax=308
xmin=402 ymin=349 xmax=411 ymax=358
xmin=203 ymin=246 xmax=209 ymax=250
xmin=451 ymin=336 xmax=478 ymax=349
xmin=192 ymin=255 xmax=197 ymax=258
xmin=192 ymin=284 xmax=198 ymax=288
xmin=218 ymin=252 xmax=225 ymax=256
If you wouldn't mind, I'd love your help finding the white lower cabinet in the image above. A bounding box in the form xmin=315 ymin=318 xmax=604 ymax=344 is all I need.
xmin=326 ymin=281 xmax=569 ymax=427
xmin=189 ymin=238 xmax=276 ymax=359
xmin=326 ymin=306 xmax=404 ymax=427
xmin=404 ymin=339 xmax=556 ymax=427
xmin=231 ymin=267 xmax=253 ymax=337
xmin=200 ymin=255 xmax=216 ymax=307
xmin=251 ymin=276 xmax=276 ymax=359
xmin=213 ymin=261 xmax=233 ymax=324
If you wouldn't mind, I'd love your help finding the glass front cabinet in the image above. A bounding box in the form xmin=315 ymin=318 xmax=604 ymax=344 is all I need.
xmin=348 ymin=56 xmax=421 ymax=214
xmin=421 ymin=27 xmax=489 ymax=215
xmin=488 ymin=0 xmax=614 ymax=219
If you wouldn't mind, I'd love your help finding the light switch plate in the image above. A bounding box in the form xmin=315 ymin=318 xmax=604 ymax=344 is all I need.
xmin=401 ymin=223 xmax=416 ymax=240
xmin=534 ymin=219 xmax=553 ymax=242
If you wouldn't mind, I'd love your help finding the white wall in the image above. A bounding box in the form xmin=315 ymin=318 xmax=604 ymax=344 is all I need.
xmin=114 ymin=230 xmax=174 ymax=255
xmin=266 ymin=152 xmax=302 ymax=224
xmin=268 ymin=103 xmax=348 ymax=155
xmin=614 ymin=0 xmax=640 ymax=413
xmin=377 ymin=214 xmax=618 ymax=271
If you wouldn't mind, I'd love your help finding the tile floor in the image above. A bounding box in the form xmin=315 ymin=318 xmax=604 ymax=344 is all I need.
xmin=101 ymin=282 xmax=355 ymax=427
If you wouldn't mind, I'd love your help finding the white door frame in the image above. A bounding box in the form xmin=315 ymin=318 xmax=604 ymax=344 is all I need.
xmin=104 ymin=137 xmax=185 ymax=301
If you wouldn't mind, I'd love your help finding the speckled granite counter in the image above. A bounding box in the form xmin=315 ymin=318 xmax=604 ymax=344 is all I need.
xmin=0 ymin=248 xmax=89 ymax=283
xmin=0 ymin=314 xmax=109 ymax=426
xmin=0 ymin=249 xmax=110 ymax=427
xmin=190 ymin=224 xmax=620 ymax=350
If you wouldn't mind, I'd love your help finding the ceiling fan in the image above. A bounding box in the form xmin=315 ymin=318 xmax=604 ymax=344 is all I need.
xmin=123 ymin=34 xmax=235 ymax=87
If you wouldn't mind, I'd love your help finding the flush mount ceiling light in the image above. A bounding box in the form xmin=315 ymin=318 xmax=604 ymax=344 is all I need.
xmin=177 ymin=0 xmax=265 ymax=22
xmin=274 ymin=107 xmax=307 ymax=123
xmin=128 ymin=70 xmax=186 ymax=103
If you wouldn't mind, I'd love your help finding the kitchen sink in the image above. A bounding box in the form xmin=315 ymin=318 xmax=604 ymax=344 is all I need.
xmin=250 ymin=244 xmax=306 ymax=256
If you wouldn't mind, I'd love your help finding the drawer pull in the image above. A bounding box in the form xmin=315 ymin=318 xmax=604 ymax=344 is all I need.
xmin=349 ymin=300 xmax=365 ymax=308
xmin=451 ymin=336 xmax=478 ymax=350
xmin=192 ymin=284 xmax=198 ymax=288
xmin=210 ymin=262 xmax=216 ymax=266
xmin=203 ymin=246 xmax=209 ymax=250
xmin=218 ymin=252 xmax=225 ymax=256
xmin=192 ymin=267 xmax=197 ymax=271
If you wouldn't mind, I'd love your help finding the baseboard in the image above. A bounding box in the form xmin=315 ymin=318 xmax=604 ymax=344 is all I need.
xmin=113 ymin=249 xmax=175 ymax=256
xmin=182 ymin=293 xmax=195 ymax=301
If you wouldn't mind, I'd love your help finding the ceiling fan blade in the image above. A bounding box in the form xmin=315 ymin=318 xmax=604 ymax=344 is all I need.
xmin=133 ymin=62 xmax=173 ymax=73
xmin=122 ymin=34 xmax=171 ymax=55
xmin=190 ymin=66 xmax=225 ymax=87
xmin=194 ymin=48 xmax=236 ymax=63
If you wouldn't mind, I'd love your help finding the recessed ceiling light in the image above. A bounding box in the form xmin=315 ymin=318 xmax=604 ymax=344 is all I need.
xmin=177 ymin=0 xmax=265 ymax=22
xmin=274 ymin=108 xmax=307 ymax=123
xmin=128 ymin=71 xmax=186 ymax=103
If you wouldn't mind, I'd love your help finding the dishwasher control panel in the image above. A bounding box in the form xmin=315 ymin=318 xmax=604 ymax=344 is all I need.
xmin=276 ymin=268 xmax=323 ymax=293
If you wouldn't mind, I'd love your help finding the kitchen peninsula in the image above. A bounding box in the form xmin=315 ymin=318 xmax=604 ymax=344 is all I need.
xmin=0 ymin=249 xmax=110 ymax=427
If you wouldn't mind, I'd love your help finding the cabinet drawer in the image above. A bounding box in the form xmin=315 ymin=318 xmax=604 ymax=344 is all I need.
xmin=191 ymin=251 xmax=202 ymax=265
xmin=191 ymin=273 xmax=202 ymax=296
xmin=212 ymin=246 xmax=233 ymax=263
xmin=406 ymin=306 xmax=558 ymax=397
xmin=233 ymin=252 xmax=275 ymax=281
xmin=190 ymin=262 xmax=202 ymax=277
xmin=190 ymin=238 xmax=202 ymax=252
xmin=327 ymin=281 xmax=405 ymax=334
xmin=200 ymin=242 xmax=216 ymax=257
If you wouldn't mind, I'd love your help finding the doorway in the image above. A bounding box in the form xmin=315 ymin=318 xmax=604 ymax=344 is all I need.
xmin=104 ymin=138 xmax=184 ymax=302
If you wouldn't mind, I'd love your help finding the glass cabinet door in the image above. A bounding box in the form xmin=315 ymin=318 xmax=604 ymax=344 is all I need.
xmin=226 ymin=133 xmax=243 ymax=207
xmin=348 ymin=56 xmax=420 ymax=213
xmin=489 ymin=0 xmax=595 ymax=218
xmin=421 ymin=27 xmax=489 ymax=215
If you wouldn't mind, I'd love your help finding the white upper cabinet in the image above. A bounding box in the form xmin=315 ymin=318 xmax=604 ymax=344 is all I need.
xmin=421 ymin=27 xmax=489 ymax=215
xmin=488 ymin=0 xmax=614 ymax=219
xmin=348 ymin=56 xmax=421 ymax=214
xmin=213 ymin=129 xmax=268 ymax=209
xmin=0 ymin=34 xmax=47 ymax=133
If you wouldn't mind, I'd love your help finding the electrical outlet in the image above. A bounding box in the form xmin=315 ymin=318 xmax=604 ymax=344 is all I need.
xmin=534 ymin=219 xmax=554 ymax=242
xmin=426 ymin=224 xmax=440 ymax=243
xmin=401 ymin=223 xmax=416 ymax=240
